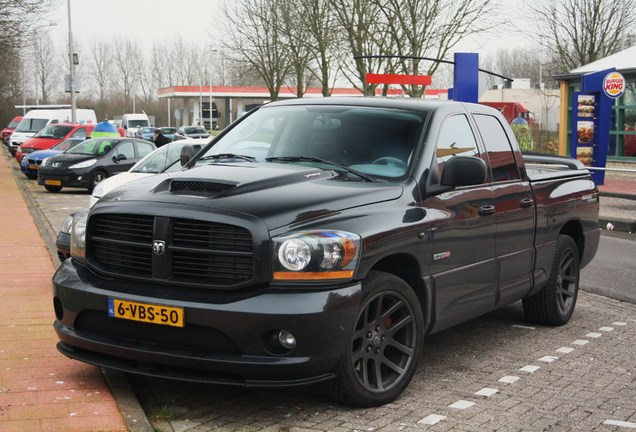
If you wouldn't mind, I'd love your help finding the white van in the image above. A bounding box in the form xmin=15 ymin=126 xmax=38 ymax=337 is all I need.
xmin=10 ymin=108 xmax=97 ymax=154
xmin=120 ymin=113 xmax=151 ymax=137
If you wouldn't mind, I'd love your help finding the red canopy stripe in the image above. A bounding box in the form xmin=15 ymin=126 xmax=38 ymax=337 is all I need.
xmin=366 ymin=73 xmax=432 ymax=86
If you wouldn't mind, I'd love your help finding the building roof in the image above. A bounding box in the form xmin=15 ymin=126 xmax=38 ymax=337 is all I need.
xmin=570 ymin=45 xmax=636 ymax=74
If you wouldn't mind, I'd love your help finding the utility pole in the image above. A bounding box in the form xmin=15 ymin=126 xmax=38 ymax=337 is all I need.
xmin=68 ymin=0 xmax=77 ymax=123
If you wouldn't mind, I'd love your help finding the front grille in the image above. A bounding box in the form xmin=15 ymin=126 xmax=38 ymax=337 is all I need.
xmin=88 ymin=214 xmax=254 ymax=287
xmin=74 ymin=310 xmax=241 ymax=355
xmin=170 ymin=180 xmax=237 ymax=197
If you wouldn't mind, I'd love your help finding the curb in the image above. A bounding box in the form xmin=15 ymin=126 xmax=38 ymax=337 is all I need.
xmin=599 ymin=217 xmax=636 ymax=233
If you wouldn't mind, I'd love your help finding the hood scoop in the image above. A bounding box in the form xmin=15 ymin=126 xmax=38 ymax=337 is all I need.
xmin=169 ymin=179 xmax=239 ymax=197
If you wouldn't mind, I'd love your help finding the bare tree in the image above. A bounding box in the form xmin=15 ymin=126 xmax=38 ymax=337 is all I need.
xmin=113 ymin=38 xmax=144 ymax=110
xmin=375 ymin=0 xmax=497 ymax=97
xmin=329 ymin=0 xmax=388 ymax=95
xmin=88 ymin=38 xmax=115 ymax=101
xmin=32 ymin=33 xmax=60 ymax=104
xmin=0 ymin=0 xmax=52 ymax=64
xmin=531 ymin=0 xmax=636 ymax=72
xmin=277 ymin=1 xmax=314 ymax=97
xmin=222 ymin=0 xmax=291 ymax=100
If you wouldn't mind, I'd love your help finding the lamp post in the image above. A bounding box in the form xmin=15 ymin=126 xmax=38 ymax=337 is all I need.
xmin=67 ymin=0 xmax=77 ymax=123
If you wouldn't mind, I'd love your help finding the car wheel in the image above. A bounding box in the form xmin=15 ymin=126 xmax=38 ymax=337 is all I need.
xmin=25 ymin=173 xmax=37 ymax=180
xmin=324 ymin=271 xmax=423 ymax=407
xmin=44 ymin=185 xmax=62 ymax=192
xmin=523 ymin=235 xmax=580 ymax=326
xmin=88 ymin=170 xmax=108 ymax=193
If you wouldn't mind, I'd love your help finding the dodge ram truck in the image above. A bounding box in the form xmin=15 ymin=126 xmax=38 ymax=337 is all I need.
xmin=52 ymin=98 xmax=600 ymax=407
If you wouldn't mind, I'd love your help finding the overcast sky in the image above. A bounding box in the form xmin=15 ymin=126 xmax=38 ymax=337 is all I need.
xmin=46 ymin=0 xmax=533 ymax=65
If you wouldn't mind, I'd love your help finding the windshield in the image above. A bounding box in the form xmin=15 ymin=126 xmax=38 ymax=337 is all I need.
xmin=8 ymin=119 xmax=20 ymax=128
xmin=34 ymin=125 xmax=73 ymax=139
xmin=184 ymin=127 xmax=206 ymax=134
xmin=128 ymin=120 xmax=149 ymax=128
xmin=67 ymin=138 xmax=118 ymax=156
xmin=139 ymin=127 xmax=155 ymax=134
xmin=161 ymin=127 xmax=176 ymax=134
xmin=195 ymin=105 xmax=426 ymax=179
xmin=52 ymin=139 xmax=83 ymax=151
xmin=16 ymin=118 xmax=48 ymax=133
xmin=131 ymin=142 xmax=200 ymax=173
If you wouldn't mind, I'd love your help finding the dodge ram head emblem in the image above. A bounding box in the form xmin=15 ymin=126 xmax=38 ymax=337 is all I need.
xmin=152 ymin=240 xmax=166 ymax=255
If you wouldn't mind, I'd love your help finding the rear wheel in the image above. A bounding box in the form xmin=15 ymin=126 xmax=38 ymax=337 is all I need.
xmin=44 ymin=185 xmax=62 ymax=192
xmin=325 ymin=271 xmax=423 ymax=407
xmin=88 ymin=170 xmax=108 ymax=193
xmin=523 ymin=235 xmax=580 ymax=325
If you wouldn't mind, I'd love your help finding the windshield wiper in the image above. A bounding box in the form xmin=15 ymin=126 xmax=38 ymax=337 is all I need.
xmin=266 ymin=156 xmax=376 ymax=182
xmin=197 ymin=153 xmax=257 ymax=163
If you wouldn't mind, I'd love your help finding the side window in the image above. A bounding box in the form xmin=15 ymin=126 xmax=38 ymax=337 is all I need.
xmin=136 ymin=141 xmax=155 ymax=158
xmin=116 ymin=141 xmax=135 ymax=159
xmin=71 ymin=128 xmax=87 ymax=138
xmin=474 ymin=114 xmax=521 ymax=182
xmin=436 ymin=114 xmax=480 ymax=177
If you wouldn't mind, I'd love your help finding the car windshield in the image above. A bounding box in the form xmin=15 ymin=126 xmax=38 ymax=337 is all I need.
xmin=129 ymin=120 xmax=149 ymax=128
xmin=194 ymin=104 xmax=426 ymax=180
xmin=66 ymin=139 xmax=117 ymax=156
xmin=139 ymin=127 xmax=154 ymax=134
xmin=184 ymin=127 xmax=206 ymax=134
xmin=16 ymin=118 xmax=48 ymax=133
xmin=8 ymin=119 xmax=20 ymax=128
xmin=52 ymin=139 xmax=83 ymax=151
xmin=34 ymin=125 xmax=74 ymax=139
xmin=131 ymin=143 xmax=194 ymax=173
xmin=161 ymin=128 xmax=176 ymax=134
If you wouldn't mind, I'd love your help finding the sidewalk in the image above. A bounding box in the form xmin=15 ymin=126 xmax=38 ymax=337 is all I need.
xmin=0 ymin=153 xmax=130 ymax=431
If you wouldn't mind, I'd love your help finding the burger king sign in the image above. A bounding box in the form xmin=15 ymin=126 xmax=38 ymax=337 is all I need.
xmin=603 ymin=72 xmax=625 ymax=99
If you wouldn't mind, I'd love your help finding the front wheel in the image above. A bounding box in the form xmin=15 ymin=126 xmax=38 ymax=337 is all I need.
xmin=523 ymin=235 xmax=580 ymax=325
xmin=88 ymin=170 xmax=108 ymax=193
xmin=325 ymin=271 xmax=424 ymax=407
xmin=44 ymin=185 xmax=62 ymax=192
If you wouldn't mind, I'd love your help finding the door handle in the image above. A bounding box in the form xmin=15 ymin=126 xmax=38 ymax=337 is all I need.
xmin=478 ymin=205 xmax=496 ymax=216
xmin=520 ymin=198 xmax=534 ymax=208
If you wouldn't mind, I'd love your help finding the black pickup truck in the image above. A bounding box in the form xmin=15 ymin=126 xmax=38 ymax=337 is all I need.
xmin=52 ymin=98 xmax=600 ymax=407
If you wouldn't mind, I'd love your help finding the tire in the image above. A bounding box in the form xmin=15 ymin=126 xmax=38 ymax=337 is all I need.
xmin=25 ymin=173 xmax=37 ymax=180
xmin=324 ymin=271 xmax=424 ymax=407
xmin=44 ymin=185 xmax=62 ymax=192
xmin=88 ymin=170 xmax=108 ymax=193
xmin=523 ymin=235 xmax=580 ymax=326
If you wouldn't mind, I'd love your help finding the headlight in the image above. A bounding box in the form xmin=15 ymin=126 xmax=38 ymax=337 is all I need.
xmin=60 ymin=214 xmax=73 ymax=234
xmin=69 ymin=159 xmax=97 ymax=169
xmin=272 ymin=230 xmax=360 ymax=281
xmin=70 ymin=208 xmax=90 ymax=260
xmin=41 ymin=157 xmax=50 ymax=167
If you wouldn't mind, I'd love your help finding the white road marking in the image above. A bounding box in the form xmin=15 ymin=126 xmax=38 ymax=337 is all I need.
xmin=448 ymin=400 xmax=476 ymax=410
xmin=417 ymin=414 xmax=447 ymax=425
xmin=519 ymin=365 xmax=540 ymax=373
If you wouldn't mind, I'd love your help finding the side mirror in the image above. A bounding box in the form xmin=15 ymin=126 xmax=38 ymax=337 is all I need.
xmin=112 ymin=154 xmax=127 ymax=163
xmin=180 ymin=145 xmax=195 ymax=166
xmin=440 ymin=156 xmax=487 ymax=186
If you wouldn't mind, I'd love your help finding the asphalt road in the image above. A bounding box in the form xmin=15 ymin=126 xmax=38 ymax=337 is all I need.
xmin=581 ymin=231 xmax=636 ymax=304
xmin=6 ymin=150 xmax=636 ymax=432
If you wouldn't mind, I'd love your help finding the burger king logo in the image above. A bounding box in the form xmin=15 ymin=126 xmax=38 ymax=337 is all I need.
xmin=603 ymin=72 xmax=625 ymax=99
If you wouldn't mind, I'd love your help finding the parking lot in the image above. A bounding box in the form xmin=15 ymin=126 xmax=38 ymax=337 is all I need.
xmin=5 ymin=149 xmax=636 ymax=431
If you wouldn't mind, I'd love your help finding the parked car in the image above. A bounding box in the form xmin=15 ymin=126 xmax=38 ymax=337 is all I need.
xmin=134 ymin=126 xmax=158 ymax=141
xmin=177 ymin=125 xmax=209 ymax=139
xmin=2 ymin=116 xmax=22 ymax=146
xmin=38 ymin=137 xmax=156 ymax=193
xmin=15 ymin=123 xmax=94 ymax=163
xmin=90 ymin=139 xmax=205 ymax=206
xmin=51 ymin=98 xmax=599 ymax=407
xmin=159 ymin=127 xmax=179 ymax=141
xmin=20 ymin=137 xmax=85 ymax=179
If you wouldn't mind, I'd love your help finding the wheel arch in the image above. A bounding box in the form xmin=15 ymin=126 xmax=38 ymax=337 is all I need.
xmin=559 ymin=219 xmax=584 ymax=260
xmin=365 ymin=253 xmax=433 ymax=333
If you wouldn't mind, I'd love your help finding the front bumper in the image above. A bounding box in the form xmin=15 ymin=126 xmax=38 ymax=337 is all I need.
xmin=53 ymin=260 xmax=362 ymax=387
xmin=38 ymin=168 xmax=91 ymax=189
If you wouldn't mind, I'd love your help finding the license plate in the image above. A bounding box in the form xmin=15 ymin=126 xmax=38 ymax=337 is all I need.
xmin=108 ymin=298 xmax=184 ymax=327
xmin=28 ymin=164 xmax=38 ymax=170
xmin=44 ymin=179 xmax=61 ymax=186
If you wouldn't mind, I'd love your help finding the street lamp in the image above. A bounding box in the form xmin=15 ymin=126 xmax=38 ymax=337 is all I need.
xmin=67 ymin=0 xmax=77 ymax=123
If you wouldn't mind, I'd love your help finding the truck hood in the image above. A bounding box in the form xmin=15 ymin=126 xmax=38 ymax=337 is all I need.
xmin=97 ymin=162 xmax=404 ymax=230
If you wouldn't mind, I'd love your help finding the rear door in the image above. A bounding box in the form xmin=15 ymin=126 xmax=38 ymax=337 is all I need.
xmin=426 ymin=113 xmax=497 ymax=332
xmin=473 ymin=113 xmax=535 ymax=305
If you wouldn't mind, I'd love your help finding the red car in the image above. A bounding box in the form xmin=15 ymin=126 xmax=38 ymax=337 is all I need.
xmin=15 ymin=123 xmax=95 ymax=163
xmin=1 ymin=116 xmax=22 ymax=146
